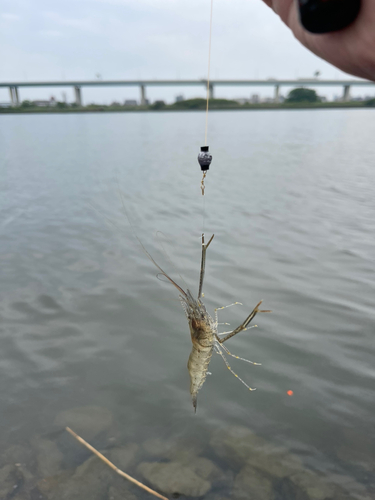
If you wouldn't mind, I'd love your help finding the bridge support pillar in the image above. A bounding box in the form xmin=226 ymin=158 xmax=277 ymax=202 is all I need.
xmin=140 ymin=85 xmax=147 ymax=106
xmin=14 ymin=86 xmax=19 ymax=105
xmin=9 ymin=86 xmax=15 ymax=106
xmin=74 ymin=86 xmax=82 ymax=106
xmin=342 ymin=84 xmax=351 ymax=102
xmin=9 ymin=86 xmax=20 ymax=106
xmin=209 ymin=83 xmax=214 ymax=99
xmin=274 ymin=85 xmax=280 ymax=103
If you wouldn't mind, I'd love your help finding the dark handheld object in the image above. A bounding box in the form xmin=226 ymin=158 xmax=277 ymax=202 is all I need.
xmin=198 ymin=146 xmax=212 ymax=171
xmin=297 ymin=0 xmax=361 ymax=34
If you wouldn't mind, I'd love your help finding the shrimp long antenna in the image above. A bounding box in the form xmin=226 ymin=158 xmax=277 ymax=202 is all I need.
xmin=156 ymin=231 xmax=189 ymax=291
xmin=198 ymin=233 xmax=214 ymax=300
xmin=116 ymin=182 xmax=189 ymax=299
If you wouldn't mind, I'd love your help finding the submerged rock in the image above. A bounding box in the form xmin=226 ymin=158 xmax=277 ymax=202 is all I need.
xmin=1 ymin=444 xmax=33 ymax=469
xmin=189 ymin=456 xmax=222 ymax=482
xmin=204 ymin=496 xmax=231 ymax=500
xmin=210 ymin=425 xmax=306 ymax=482
xmin=11 ymin=492 xmax=32 ymax=500
xmin=31 ymin=436 xmax=63 ymax=478
xmin=210 ymin=426 xmax=278 ymax=467
xmin=36 ymin=443 xmax=139 ymax=500
xmin=37 ymin=471 xmax=73 ymax=498
xmin=107 ymin=484 xmax=138 ymax=500
xmin=54 ymin=405 xmax=113 ymax=440
xmin=137 ymin=461 xmax=212 ymax=497
xmin=245 ymin=449 xmax=304 ymax=479
xmin=0 ymin=464 xmax=23 ymax=498
xmin=142 ymin=436 xmax=203 ymax=463
xmin=233 ymin=464 xmax=274 ymax=500
xmin=289 ymin=470 xmax=337 ymax=500
xmin=37 ymin=455 xmax=113 ymax=500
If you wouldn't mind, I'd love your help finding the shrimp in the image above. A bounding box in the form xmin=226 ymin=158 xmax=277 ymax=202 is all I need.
xmin=145 ymin=233 xmax=270 ymax=412
xmin=92 ymin=193 xmax=269 ymax=410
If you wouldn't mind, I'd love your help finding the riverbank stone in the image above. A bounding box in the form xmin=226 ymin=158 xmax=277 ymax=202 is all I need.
xmin=142 ymin=436 xmax=203 ymax=462
xmin=31 ymin=436 xmax=63 ymax=478
xmin=36 ymin=442 xmax=138 ymax=500
xmin=210 ymin=425 xmax=306 ymax=482
xmin=38 ymin=455 xmax=113 ymax=500
xmin=0 ymin=464 xmax=23 ymax=498
xmin=107 ymin=484 xmax=138 ymax=500
xmin=106 ymin=443 xmax=139 ymax=470
xmin=246 ymin=448 xmax=303 ymax=479
xmin=289 ymin=470 xmax=337 ymax=500
xmin=233 ymin=464 xmax=274 ymax=500
xmin=1 ymin=444 xmax=33 ymax=469
xmin=137 ymin=461 xmax=212 ymax=497
xmin=210 ymin=426 xmax=278 ymax=465
xmin=54 ymin=405 xmax=113 ymax=440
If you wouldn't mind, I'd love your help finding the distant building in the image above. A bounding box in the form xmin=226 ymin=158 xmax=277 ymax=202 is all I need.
xmin=0 ymin=102 xmax=12 ymax=108
xmin=110 ymin=101 xmax=121 ymax=106
xmin=236 ymin=95 xmax=261 ymax=105
xmin=32 ymin=96 xmax=57 ymax=107
xmin=236 ymin=98 xmax=250 ymax=105
xmin=32 ymin=101 xmax=49 ymax=107
xmin=175 ymin=95 xmax=184 ymax=102
xmin=124 ymin=99 xmax=138 ymax=106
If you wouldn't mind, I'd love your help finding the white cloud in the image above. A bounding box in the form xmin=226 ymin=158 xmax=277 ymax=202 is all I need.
xmin=39 ymin=29 xmax=62 ymax=37
xmin=1 ymin=13 xmax=20 ymax=20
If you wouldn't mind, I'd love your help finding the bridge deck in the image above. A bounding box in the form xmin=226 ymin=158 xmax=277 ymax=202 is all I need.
xmin=1 ymin=79 xmax=374 ymax=88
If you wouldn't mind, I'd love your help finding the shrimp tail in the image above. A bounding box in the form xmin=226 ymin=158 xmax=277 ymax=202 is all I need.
xmin=192 ymin=394 xmax=197 ymax=413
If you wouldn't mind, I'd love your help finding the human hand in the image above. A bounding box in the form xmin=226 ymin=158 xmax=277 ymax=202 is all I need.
xmin=262 ymin=0 xmax=375 ymax=81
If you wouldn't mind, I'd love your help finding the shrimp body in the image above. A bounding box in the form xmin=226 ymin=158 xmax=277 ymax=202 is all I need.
xmin=140 ymin=233 xmax=268 ymax=411
xmin=180 ymin=290 xmax=217 ymax=411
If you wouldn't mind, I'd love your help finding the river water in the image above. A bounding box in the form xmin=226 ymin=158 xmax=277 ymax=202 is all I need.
xmin=0 ymin=109 xmax=374 ymax=499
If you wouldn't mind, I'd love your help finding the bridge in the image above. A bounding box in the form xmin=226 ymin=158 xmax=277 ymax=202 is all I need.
xmin=2 ymin=78 xmax=375 ymax=106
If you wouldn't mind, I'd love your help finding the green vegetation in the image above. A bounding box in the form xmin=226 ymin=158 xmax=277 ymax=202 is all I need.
xmin=2 ymin=97 xmax=373 ymax=114
xmin=20 ymin=100 xmax=33 ymax=108
xmin=170 ymin=98 xmax=240 ymax=110
xmin=285 ymin=88 xmax=321 ymax=103
xmin=150 ymin=100 xmax=166 ymax=110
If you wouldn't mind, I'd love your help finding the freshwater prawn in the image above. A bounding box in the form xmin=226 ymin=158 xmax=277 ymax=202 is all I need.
xmin=141 ymin=231 xmax=270 ymax=412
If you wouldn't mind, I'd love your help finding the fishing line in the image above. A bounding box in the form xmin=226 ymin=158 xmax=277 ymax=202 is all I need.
xmin=204 ymin=0 xmax=214 ymax=148
xmin=198 ymin=0 xmax=214 ymax=236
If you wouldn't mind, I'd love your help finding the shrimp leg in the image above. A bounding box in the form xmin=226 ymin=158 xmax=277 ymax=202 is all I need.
xmin=198 ymin=233 xmax=214 ymax=300
xmin=217 ymin=301 xmax=271 ymax=344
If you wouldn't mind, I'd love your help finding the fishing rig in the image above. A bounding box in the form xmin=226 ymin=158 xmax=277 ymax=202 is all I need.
xmin=197 ymin=0 xmax=213 ymax=197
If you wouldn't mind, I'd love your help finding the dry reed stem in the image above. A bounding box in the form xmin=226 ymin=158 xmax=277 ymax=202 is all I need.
xmin=66 ymin=426 xmax=169 ymax=500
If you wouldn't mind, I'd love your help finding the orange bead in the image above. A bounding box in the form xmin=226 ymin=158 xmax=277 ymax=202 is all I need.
xmin=287 ymin=390 xmax=294 ymax=396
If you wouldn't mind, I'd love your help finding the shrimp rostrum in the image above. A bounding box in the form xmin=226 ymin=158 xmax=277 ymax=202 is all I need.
xmin=146 ymin=234 xmax=270 ymax=412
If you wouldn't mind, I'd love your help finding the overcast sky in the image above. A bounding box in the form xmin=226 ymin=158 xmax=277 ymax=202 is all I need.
xmin=1 ymin=0 xmax=373 ymax=103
